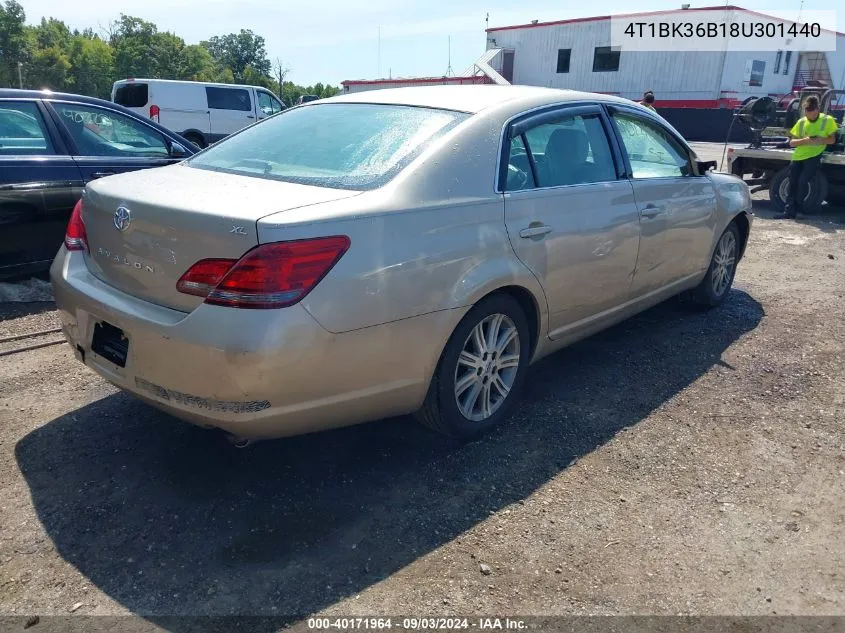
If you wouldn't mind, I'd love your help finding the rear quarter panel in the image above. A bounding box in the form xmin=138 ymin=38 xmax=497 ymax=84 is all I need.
xmin=257 ymin=109 xmax=549 ymax=334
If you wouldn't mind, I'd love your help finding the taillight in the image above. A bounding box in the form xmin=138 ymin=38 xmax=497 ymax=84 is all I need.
xmin=176 ymin=236 xmax=350 ymax=309
xmin=149 ymin=104 xmax=160 ymax=122
xmin=65 ymin=199 xmax=88 ymax=252
xmin=175 ymin=259 xmax=236 ymax=297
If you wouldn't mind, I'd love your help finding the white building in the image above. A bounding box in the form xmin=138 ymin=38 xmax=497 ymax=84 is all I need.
xmin=343 ymin=5 xmax=845 ymax=109
xmin=484 ymin=5 xmax=845 ymax=108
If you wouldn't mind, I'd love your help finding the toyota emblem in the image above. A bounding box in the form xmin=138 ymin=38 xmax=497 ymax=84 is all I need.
xmin=113 ymin=206 xmax=132 ymax=232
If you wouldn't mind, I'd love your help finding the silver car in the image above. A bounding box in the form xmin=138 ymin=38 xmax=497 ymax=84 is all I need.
xmin=51 ymin=86 xmax=753 ymax=442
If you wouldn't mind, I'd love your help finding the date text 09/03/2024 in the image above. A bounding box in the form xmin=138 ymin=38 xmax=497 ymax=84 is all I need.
xmin=307 ymin=618 xmax=528 ymax=630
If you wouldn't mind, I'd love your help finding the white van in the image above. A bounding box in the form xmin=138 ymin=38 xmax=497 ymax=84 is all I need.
xmin=111 ymin=78 xmax=286 ymax=148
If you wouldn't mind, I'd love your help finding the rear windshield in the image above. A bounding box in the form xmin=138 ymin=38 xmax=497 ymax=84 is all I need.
xmin=113 ymin=83 xmax=149 ymax=108
xmin=187 ymin=103 xmax=470 ymax=190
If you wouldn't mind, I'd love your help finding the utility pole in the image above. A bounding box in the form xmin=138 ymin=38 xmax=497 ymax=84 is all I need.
xmin=446 ymin=36 xmax=454 ymax=77
xmin=18 ymin=62 xmax=23 ymax=89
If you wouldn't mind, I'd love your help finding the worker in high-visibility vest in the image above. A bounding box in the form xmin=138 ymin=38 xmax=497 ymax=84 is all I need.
xmin=780 ymin=94 xmax=839 ymax=218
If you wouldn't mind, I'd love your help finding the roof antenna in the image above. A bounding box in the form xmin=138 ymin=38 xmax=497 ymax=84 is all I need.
xmin=446 ymin=35 xmax=454 ymax=77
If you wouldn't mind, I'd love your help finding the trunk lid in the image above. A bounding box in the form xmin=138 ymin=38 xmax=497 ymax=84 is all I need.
xmin=81 ymin=164 xmax=359 ymax=312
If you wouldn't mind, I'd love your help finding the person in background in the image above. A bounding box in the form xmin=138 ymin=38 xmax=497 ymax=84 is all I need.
xmin=781 ymin=94 xmax=839 ymax=219
xmin=641 ymin=91 xmax=656 ymax=111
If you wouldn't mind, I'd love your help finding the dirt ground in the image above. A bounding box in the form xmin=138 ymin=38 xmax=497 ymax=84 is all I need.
xmin=1 ymin=143 xmax=843 ymax=626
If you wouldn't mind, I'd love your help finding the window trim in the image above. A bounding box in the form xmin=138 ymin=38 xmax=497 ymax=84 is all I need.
xmin=497 ymin=102 xmax=626 ymax=193
xmin=43 ymin=99 xmax=173 ymax=159
xmin=604 ymin=104 xmax=699 ymax=180
xmin=556 ymin=48 xmax=571 ymax=74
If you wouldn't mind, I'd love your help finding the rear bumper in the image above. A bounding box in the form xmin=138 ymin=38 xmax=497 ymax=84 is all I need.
xmin=50 ymin=247 xmax=465 ymax=439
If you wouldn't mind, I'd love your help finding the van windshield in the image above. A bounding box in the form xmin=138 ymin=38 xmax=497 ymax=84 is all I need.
xmin=113 ymin=83 xmax=149 ymax=108
xmin=187 ymin=103 xmax=469 ymax=190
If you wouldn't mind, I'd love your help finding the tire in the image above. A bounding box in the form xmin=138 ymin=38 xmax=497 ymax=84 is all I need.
xmin=415 ymin=294 xmax=531 ymax=440
xmin=689 ymin=222 xmax=741 ymax=308
xmin=826 ymin=187 xmax=845 ymax=208
xmin=183 ymin=133 xmax=206 ymax=149
xmin=769 ymin=166 xmax=828 ymax=214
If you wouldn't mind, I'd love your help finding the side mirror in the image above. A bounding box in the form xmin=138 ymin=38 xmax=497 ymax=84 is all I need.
xmin=697 ymin=159 xmax=717 ymax=173
xmin=170 ymin=141 xmax=189 ymax=158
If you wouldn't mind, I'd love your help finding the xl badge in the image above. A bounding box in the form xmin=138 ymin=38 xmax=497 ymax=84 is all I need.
xmin=113 ymin=206 xmax=132 ymax=232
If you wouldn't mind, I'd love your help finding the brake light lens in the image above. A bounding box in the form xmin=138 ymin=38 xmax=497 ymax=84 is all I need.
xmin=64 ymin=199 xmax=88 ymax=251
xmin=149 ymin=104 xmax=160 ymax=122
xmin=175 ymin=258 xmax=236 ymax=297
xmin=176 ymin=236 xmax=350 ymax=309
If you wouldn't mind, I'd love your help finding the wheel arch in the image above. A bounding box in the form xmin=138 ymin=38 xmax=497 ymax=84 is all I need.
xmin=447 ymin=256 xmax=548 ymax=362
xmin=733 ymin=211 xmax=752 ymax=261
xmin=180 ymin=129 xmax=207 ymax=147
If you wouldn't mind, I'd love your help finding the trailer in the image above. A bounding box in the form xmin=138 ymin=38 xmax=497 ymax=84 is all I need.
xmin=726 ymin=89 xmax=845 ymax=213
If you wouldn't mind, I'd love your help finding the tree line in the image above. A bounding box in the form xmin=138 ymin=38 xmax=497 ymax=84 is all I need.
xmin=0 ymin=0 xmax=340 ymax=106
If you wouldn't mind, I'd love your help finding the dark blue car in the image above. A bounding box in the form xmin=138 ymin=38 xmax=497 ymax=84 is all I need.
xmin=0 ymin=89 xmax=198 ymax=279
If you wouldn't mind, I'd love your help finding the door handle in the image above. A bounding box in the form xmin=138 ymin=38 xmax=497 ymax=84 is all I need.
xmin=246 ymin=115 xmax=255 ymax=119
xmin=519 ymin=224 xmax=553 ymax=238
xmin=91 ymin=171 xmax=115 ymax=180
xmin=640 ymin=204 xmax=665 ymax=219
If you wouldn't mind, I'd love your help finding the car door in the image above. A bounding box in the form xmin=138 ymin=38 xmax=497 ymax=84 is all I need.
xmin=0 ymin=99 xmax=84 ymax=278
xmin=45 ymin=101 xmax=181 ymax=184
xmin=205 ymin=86 xmax=255 ymax=140
xmin=502 ymin=105 xmax=641 ymax=339
xmin=607 ymin=107 xmax=718 ymax=297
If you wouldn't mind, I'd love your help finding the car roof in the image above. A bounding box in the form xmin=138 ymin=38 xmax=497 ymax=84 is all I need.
xmin=0 ymin=88 xmax=120 ymax=108
xmin=0 ymin=88 xmax=197 ymax=148
xmin=322 ymin=84 xmax=637 ymax=114
xmin=113 ymin=78 xmax=271 ymax=91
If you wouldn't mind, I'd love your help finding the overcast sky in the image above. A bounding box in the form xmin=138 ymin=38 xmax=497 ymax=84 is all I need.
xmin=18 ymin=0 xmax=843 ymax=86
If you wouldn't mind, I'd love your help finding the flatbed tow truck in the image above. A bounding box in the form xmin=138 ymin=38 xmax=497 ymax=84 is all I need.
xmin=725 ymin=88 xmax=845 ymax=212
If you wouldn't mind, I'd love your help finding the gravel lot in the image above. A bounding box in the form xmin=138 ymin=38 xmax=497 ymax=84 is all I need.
xmin=1 ymin=143 xmax=843 ymax=625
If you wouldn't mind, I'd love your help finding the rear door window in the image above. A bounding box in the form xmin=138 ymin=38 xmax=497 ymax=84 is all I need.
xmin=518 ymin=113 xmax=618 ymax=188
xmin=0 ymin=102 xmax=55 ymax=155
xmin=206 ymin=87 xmax=252 ymax=112
xmin=113 ymin=83 xmax=149 ymax=108
xmin=52 ymin=102 xmax=169 ymax=157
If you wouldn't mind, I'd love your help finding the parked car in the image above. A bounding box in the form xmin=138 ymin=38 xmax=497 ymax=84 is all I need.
xmin=51 ymin=85 xmax=752 ymax=444
xmin=112 ymin=78 xmax=287 ymax=149
xmin=0 ymin=89 xmax=197 ymax=280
